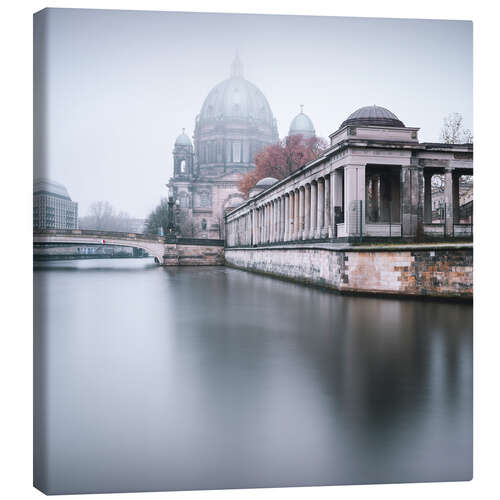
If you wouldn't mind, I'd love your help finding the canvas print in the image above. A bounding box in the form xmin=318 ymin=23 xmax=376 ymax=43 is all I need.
xmin=33 ymin=8 xmax=473 ymax=495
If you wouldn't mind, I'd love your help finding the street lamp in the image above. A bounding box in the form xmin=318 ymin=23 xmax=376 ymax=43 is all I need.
xmin=165 ymin=196 xmax=179 ymax=241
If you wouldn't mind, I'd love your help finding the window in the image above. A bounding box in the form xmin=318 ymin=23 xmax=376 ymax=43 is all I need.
xmin=180 ymin=160 xmax=186 ymax=173
xmin=232 ymin=142 xmax=241 ymax=163
xmin=200 ymin=191 xmax=210 ymax=208
xmin=201 ymin=219 xmax=207 ymax=231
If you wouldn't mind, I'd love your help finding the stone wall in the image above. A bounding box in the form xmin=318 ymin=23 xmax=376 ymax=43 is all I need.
xmin=225 ymin=244 xmax=472 ymax=299
xmin=163 ymin=243 xmax=225 ymax=266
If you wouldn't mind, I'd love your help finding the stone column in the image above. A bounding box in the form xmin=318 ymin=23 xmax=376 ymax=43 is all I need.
xmin=251 ymin=209 xmax=255 ymax=246
xmin=271 ymin=201 xmax=275 ymax=243
xmin=453 ymin=172 xmax=460 ymax=224
xmin=276 ymin=198 xmax=280 ymax=242
xmin=310 ymin=182 xmax=317 ymax=239
xmin=260 ymin=207 xmax=263 ymax=244
xmin=280 ymin=197 xmax=284 ymax=241
xmin=283 ymin=194 xmax=290 ymax=241
xmin=444 ymin=168 xmax=460 ymax=237
xmin=317 ymin=178 xmax=324 ymax=238
xmin=329 ymin=172 xmax=336 ymax=238
xmin=424 ymin=170 xmax=433 ymax=224
xmin=264 ymin=204 xmax=267 ymax=243
xmin=344 ymin=164 xmax=366 ymax=237
xmin=401 ymin=165 xmax=424 ymax=240
xmin=293 ymin=189 xmax=300 ymax=240
xmin=330 ymin=169 xmax=343 ymax=238
xmin=281 ymin=196 xmax=286 ymax=241
xmin=323 ymin=176 xmax=330 ymax=238
xmin=276 ymin=198 xmax=280 ymax=241
xmin=268 ymin=203 xmax=271 ymax=243
xmin=257 ymin=207 xmax=262 ymax=245
xmin=304 ymin=184 xmax=311 ymax=240
xmin=298 ymin=187 xmax=305 ymax=239
xmin=269 ymin=201 xmax=273 ymax=243
xmin=286 ymin=193 xmax=291 ymax=241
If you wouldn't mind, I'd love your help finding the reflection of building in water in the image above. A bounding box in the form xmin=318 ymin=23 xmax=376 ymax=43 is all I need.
xmin=33 ymin=178 xmax=78 ymax=230
xmin=167 ymin=55 xmax=316 ymax=238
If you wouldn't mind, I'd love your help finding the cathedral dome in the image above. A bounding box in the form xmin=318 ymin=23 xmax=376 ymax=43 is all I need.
xmin=341 ymin=105 xmax=405 ymax=128
xmin=175 ymin=129 xmax=192 ymax=146
xmin=289 ymin=106 xmax=315 ymax=138
xmin=198 ymin=55 xmax=275 ymax=126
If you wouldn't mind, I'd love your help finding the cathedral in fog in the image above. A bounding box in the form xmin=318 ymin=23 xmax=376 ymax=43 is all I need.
xmin=167 ymin=55 xmax=315 ymax=238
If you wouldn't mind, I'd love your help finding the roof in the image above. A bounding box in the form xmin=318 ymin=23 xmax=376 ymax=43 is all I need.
xmin=255 ymin=177 xmax=278 ymax=187
xmin=198 ymin=57 xmax=275 ymax=125
xmin=341 ymin=105 xmax=405 ymax=128
xmin=289 ymin=107 xmax=315 ymax=137
xmin=33 ymin=178 xmax=71 ymax=200
xmin=175 ymin=130 xmax=192 ymax=146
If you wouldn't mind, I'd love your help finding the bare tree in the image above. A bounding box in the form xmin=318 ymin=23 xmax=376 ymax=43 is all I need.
xmin=79 ymin=201 xmax=135 ymax=232
xmin=432 ymin=113 xmax=473 ymax=195
xmin=440 ymin=112 xmax=473 ymax=144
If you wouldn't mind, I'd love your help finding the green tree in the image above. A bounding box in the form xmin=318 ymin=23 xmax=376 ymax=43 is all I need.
xmin=144 ymin=198 xmax=170 ymax=236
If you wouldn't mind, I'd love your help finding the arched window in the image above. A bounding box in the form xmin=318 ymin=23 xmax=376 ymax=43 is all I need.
xmin=201 ymin=219 xmax=207 ymax=230
xmin=180 ymin=160 xmax=186 ymax=173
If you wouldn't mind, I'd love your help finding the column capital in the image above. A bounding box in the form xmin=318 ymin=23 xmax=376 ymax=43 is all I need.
xmin=344 ymin=163 xmax=366 ymax=169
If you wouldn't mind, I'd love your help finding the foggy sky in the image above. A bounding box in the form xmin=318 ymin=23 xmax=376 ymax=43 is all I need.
xmin=35 ymin=8 xmax=472 ymax=219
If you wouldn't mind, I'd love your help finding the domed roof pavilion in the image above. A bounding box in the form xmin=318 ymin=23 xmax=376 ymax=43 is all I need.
xmin=340 ymin=105 xmax=405 ymax=129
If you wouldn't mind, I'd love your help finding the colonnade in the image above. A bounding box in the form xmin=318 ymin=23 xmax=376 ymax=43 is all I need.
xmin=226 ymin=172 xmax=346 ymax=247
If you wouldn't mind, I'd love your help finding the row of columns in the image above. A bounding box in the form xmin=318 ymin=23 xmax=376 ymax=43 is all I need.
xmin=225 ymin=164 xmax=468 ymax=246
xmin=226 ymin=172 xmax=347 ymax=246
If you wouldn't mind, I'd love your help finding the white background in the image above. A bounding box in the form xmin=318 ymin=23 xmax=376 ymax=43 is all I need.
xmin=1 ymin=1 xmax=498 ymax=499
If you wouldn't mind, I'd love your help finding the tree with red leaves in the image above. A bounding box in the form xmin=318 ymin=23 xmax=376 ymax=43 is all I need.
xmin=239 ymin=134 xmax=328 ymax=197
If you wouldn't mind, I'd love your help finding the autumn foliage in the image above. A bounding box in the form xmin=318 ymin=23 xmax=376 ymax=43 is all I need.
xmin=239 ymin=134 xmax=328 ymax=197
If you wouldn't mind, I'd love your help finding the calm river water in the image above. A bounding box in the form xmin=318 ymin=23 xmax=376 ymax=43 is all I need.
xmin=34 ymin=258 xmax=472 ymax=494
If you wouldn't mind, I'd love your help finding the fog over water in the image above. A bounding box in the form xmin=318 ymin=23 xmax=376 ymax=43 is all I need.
xmin=34 ymin=259 xmax=472 ymax=494
xmin=35 ymin=8 xmax=472 ymax=218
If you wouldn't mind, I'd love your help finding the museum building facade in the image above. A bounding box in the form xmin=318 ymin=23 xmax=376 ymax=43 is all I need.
xmin=225 ymin=105 xmax=473 ymax=245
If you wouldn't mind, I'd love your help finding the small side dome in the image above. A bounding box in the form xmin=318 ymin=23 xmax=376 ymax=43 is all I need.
xmin=289 ymin=105 xmax=315 ymax=138
xmin=255 ymin=177 xmax=278 ymax=187
xmin=227 ymin=197 xmax=244 ymax=209
xmin=175 ymin=128 xmax=192 ymax=146
xmin=341 ymin=105 xmax=405 ymax=128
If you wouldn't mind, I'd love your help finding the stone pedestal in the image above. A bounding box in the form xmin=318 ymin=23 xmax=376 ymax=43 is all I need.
xmin=163 ymin=243 xmax=179 ymax=266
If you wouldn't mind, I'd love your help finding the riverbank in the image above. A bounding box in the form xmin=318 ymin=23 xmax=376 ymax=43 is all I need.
xmin=225 ymin=243 xmax=473 ymax=300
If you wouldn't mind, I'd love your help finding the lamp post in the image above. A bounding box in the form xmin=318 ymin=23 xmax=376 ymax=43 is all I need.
xmin=165 ymin=196 xmax=179 ymax=242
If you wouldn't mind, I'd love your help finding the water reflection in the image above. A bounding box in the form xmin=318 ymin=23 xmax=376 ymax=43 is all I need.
xmin=34 ymin=259 xmax=472 ymax=494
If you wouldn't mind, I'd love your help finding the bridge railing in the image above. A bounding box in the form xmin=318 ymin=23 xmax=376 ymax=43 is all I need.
xmin=34 ymin=229 xmax=225 ymax=246
xmin=33 ymin=229 xmax=164 ymax=242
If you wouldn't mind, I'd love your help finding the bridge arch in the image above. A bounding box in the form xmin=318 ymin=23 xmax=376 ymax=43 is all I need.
xmin=33 ymin=231 xmax=165 ymax=264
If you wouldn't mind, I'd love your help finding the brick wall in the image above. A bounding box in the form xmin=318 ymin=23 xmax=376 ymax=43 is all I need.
xmin=225 ymin=245 xmax=472 ymax=299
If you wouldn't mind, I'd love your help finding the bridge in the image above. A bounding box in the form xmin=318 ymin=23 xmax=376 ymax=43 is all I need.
xmin=33 ymin=229 xmax=225 ymax=265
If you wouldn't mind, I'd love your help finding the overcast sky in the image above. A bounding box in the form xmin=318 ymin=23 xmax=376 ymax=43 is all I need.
xmin=35 ymin=8 xmax=472 ymax=219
